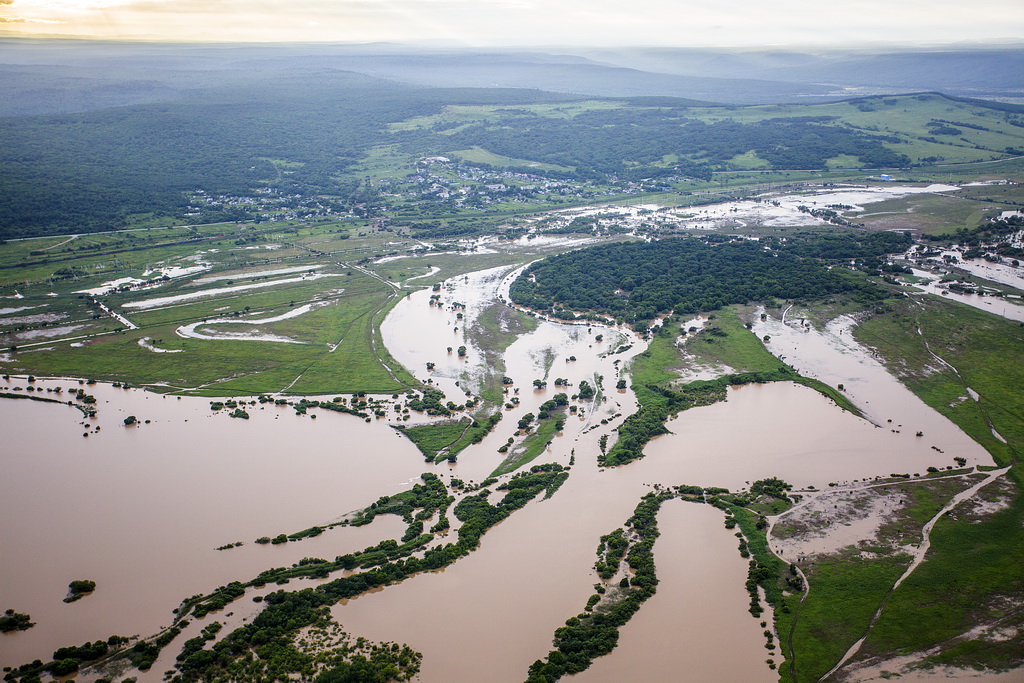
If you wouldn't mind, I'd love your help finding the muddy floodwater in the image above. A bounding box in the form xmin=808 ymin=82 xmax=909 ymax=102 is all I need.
xmin=330 ymin=262 xmax=996 ymax=681
xmin=0 ymin=236 xmax=1002 ymax=680
xmin=752 ymin=311 xmax=991 ymax=471
xmin=643 ymin=381 xmax=990 ymax=491
xmin=577 ymin=501 xmax=773 ymax=683
xmin=0 ymin=379 xmax=420 ymax=667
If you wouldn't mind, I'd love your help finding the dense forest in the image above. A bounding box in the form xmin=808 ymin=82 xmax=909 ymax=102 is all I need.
xmin=508 ymin=236 xmax=886 ymax=324
xmin=409 ymin=111 xmax=912 ymax=180
xmin=6 ymin=56 xmax=1022 ymax=240
xmin=767 ymin=230 xmax=914 ymax=260
xmin=0 ymin=76 xmax=575 ymax=237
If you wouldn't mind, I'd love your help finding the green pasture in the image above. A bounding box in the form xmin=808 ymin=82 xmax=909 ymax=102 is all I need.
xmin=855 ymin=192 xmax=998 ymax=234
xmin=452 ymin=146 xmax=572 ymax=172
xmin=856 ymin=296 xmax=1024 ymax=465
xmin=826 ymin=294 xmax=1024 ymax=674
xmin=0 ymin=232 xmax=421 ymax=394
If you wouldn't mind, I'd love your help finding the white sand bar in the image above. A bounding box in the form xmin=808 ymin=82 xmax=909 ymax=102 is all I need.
xmin=174 ymin=302 xmax=331 ymax=343
xmin=193 ymin=265 xmax=324 ymax=284
xmin=122 ymin=274 xmax=341 ymax=310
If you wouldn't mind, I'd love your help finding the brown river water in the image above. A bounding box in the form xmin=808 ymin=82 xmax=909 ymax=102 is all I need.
xmin=0 ymin=379 xmax=418 ymax=668
xmin=0 ymin=249 xmax=998 ymax=680
xmin=576 ymin=500 xmax=774 ymax=683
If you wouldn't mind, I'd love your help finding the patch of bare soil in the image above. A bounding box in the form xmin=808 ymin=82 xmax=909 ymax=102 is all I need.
xmin=945 ymin=475 xmax=1015 ymax=523
xmin=772 ymin=475 xmax=984 ymax=567
xmin=799 ymin=474 xmax=1024 ymax=682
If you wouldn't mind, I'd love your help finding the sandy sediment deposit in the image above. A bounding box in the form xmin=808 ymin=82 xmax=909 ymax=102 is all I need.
xmin=192 ymin=264 xmax=324 ymax=284
xmin=122 ymin=273 xmax=342 ymax=310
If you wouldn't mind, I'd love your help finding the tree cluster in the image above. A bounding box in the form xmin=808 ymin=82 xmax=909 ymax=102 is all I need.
xmin=511 ymin=236 xmax=872 ymax=327
xmin=157 ymin=467 xmax=566 ymax=682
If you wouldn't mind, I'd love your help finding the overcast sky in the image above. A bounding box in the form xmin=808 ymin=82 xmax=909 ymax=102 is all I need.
xmin=1 ymin=0 xmax=1022 ymax=46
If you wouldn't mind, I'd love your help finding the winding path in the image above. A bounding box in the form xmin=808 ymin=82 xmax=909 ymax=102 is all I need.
xmin=817 ymin=466 xmax=1010 ymax=681
xmin=766 ymin=467 xmax=1010 ymax=681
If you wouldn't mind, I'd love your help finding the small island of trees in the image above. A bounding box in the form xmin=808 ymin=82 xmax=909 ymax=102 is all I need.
xmin=0 ymin=609 xmax=33 ymax=632
xmin=63 ymin=579 xmax=96 ymax=603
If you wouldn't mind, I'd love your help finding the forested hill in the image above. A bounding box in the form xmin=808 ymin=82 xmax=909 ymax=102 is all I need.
xmin=508 ymin=237 xmax=887 ymax=325
xmin=0 ymin=77 xmax=579 ymax=239
xmin=410 ymin=112 xmax=911 ymax=181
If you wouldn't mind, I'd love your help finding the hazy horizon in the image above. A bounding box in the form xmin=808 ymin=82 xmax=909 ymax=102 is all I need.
xmin=1 ymin=0 xmax=1022 ymax=47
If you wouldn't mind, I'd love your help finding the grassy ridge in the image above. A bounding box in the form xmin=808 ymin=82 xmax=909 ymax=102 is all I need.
xmin=847 ymin=296 xmax=1024 ymax=673
xmin=393 ymin=94 xmax=1024 ymax=171
xmin=855 ymin=296 xmax=1024 ymax=466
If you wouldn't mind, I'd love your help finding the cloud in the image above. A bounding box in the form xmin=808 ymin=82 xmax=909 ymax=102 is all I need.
xmin=0 ymin=0 xmax=17 ymax=25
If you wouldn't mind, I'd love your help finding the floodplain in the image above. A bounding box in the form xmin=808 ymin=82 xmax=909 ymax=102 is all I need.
xmin=2 ymin=175 xmax=1024 ymax=683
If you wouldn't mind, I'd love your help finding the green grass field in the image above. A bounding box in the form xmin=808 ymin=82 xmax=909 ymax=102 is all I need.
xmin=829 ymin=295 xmax=1024 ymax=674
xmin=451 ymin=146 xmax=573 ymax=172
xmin=783 ymin=553 xmax=911 ymax=682
xmin=397 ymin=419 xmax=474 ymax=461
xmin=0 ymin=220 xmax=423 ymax=395
xmin=384 ymin=94 xmax=1024 ymax=176
xmin=491 ymin=417 xmax=560 ymax=476
xmin=859 ymin=488 xmax=1024 ymax=672
xmin=3 ymin=280 xmax=417 ymax=395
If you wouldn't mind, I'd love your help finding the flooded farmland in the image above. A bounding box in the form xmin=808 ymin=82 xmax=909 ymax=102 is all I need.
xmin=0 ymin=260 xmax=1001 ymax=679
xmin=0 ymin=379 xmax=421 ymax=668
xmin=0 ymin=184 xmax=1013 ymax=680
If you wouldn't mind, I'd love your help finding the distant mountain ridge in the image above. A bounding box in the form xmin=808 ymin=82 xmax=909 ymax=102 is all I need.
xmin=1 ymin=39 xmax=1021 ymax=116
xmin=576 ymin=47 xmax=1024 ymax=97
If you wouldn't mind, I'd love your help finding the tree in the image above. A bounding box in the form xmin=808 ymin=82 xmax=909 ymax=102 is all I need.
xmin=577 ymin=380 xmax=595 ymax=400
xmin=316 ymin=656 xmax=388 ymax=683
xmin=48 ymin=659 xmax=79 ymax=676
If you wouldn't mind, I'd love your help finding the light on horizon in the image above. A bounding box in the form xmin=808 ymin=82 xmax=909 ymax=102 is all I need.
xmin=1 ymin=0 xmax=1022 ymax=47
